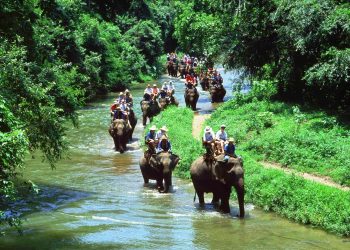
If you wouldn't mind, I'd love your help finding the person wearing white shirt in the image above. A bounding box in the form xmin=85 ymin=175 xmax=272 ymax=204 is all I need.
xmin=202 ymin=126 xmax=216 ymax=155
xmin=215 ymin=124 xmax=228 ymax=154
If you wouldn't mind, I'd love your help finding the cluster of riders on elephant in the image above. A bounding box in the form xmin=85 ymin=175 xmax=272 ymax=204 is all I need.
xmin=199 ymin=68 xmax=226 ymax=103
xmin=108 ymin=90 xmax=137 ymax=153
xmin=141 ymin=82 xmax=179 ymax=126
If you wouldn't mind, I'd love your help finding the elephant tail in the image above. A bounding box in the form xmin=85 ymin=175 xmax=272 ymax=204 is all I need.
xmin=193 ymin=192 xmax=197 ymax=202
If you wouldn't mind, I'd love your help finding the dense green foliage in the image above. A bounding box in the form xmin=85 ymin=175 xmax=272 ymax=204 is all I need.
xmin=174 ymin=0 xmax=350 ymax=109
xmin=145 ymin=107 xmax=203 ymax=178
xmin=0 ymin=0 xmax=174 ymax=231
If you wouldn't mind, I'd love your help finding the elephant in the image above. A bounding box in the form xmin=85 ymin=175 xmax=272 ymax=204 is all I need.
xmin=200 ymin=77 xmax=210 ymax=91
xmin=140 ymin=100 xmax=161 ymax=126
xmin=108 ymin=119 xmax=131 ymax=153
xmin=167 ymin=61 xmax=178 ymax=77
xmin=209 ymin=85 xmax=226 ymax=103
xmin=184 ymin=87 xmax=199 ymax=111
xmin=139 ymin=152 xmax=180 ymax=193
xmin=190 ymin=155 xmax=245 ymax=217
xmin=159 ymin=97 xmax=169 ymax=111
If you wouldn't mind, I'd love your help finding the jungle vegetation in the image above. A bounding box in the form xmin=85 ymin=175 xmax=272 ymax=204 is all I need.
xmin=0 ymin=0 xmax=175 ymax=231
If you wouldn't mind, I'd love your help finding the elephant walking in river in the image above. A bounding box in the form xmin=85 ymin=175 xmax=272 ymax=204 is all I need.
xmin=190 ymin=155 xmax=245 ymax=217
xmin=140 ymin=100 xmax=161 ymax=126
xmin=139 ymin=152 xmax=180 ymax=193
xmin=108 ymin=119 xmax=131 ymax=153
xmin=209 ymin=85 xmax=226 ymax=103
xmin=184 ymin=87 xmax=199 ymax=111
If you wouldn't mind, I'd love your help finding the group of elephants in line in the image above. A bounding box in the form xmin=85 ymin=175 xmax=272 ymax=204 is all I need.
xmin=108 ymin=78 xmax=244 ymax=218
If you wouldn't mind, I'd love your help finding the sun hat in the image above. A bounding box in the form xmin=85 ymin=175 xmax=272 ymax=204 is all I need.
xmin=205 ymin=126 xmax=211 ymax=132
xmin=228 ymin=137 xmax=235 ymax=143
xmin=125 ymin=89 xmax=130 ymax=93
xmin=160 ymin=126 xmax=168 ymax=132
xmin=160 ymin=135 xmax=168 ymax=140
xmin=220 ymin=124 xmax=226 ymax=128
xmin=153 ymin=84 xmax=157 ymax=87
xmin=150 ymin=125 xmax=157 ymax=131
xmin=119 ymin=92 xmax=124 ymax=96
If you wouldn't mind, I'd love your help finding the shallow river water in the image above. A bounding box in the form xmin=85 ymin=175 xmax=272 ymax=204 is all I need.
xmin=0 ymin=69 xmax=348 ymax=250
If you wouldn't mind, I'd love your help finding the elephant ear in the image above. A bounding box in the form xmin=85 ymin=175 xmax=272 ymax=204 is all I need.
xmin=169 ymin=154 xmax=180 ymax=171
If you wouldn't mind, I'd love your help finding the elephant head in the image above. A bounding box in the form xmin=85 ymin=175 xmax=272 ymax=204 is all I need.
xmin=149 ymin=152 xmax=180 ymax=193
xmin=214 ymin=156 xmax=244 ymax=216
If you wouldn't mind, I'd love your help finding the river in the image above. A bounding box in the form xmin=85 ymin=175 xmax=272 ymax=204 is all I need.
xmin=0 ymin=69 xmax=348 ymax=250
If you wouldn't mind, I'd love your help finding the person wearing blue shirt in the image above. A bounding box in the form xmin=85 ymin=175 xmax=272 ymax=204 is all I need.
xmin=145 ymin=125 xmax=158 ymax=155
xmin=156 ymin=135 xmax=172 ymax=153
xmin=224 ymin=138 xmax=237 ymax=161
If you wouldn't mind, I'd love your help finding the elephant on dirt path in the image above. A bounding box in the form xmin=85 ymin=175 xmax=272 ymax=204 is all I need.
xmin=190 ymin=155 xmax=245 ymax=217
xmin=139 ymin=152 xmax=180 ymax=193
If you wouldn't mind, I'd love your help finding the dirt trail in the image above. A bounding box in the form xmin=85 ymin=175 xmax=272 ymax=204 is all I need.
xmin=192 ymin=113 xmax=349 ymax=192
xmin=192 ymin=113 xmax=211 ymax=140
xmin=261 ymin=161 xmax=349 ymax=191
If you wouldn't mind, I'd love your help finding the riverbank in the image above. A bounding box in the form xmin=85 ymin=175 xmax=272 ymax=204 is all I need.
xmin=148 ymin=102 xmax=350 ymax=236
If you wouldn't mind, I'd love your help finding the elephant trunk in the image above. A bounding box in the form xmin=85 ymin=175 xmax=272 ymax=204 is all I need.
xmin=236 ymin=177 xmax=245 ymax=218
xmin=161 ymin=172 xmax=172 ymax=193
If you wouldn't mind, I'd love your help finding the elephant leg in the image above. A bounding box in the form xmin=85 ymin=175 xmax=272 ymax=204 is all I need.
xmin=141 ymin=170 xmax=149 ymax=185
xmin=143 ymin=115 xmax=147 ymax=126
xmin=219 ymin=194 xmax=231 ymax=213
xmin=113 ymin=137 xmax=118 ymax=151
xmin=235 ymin=177 xmax=245 ymax=218
xmin=156 ymin=178 xmax=164 ymax=193
xmin=211 ymin=192 xmax=220 ymax=207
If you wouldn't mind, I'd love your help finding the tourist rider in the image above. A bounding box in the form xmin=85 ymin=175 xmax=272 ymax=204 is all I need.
xmin=144 ymin=84 xmax=153 ymax=95
xmin=224 ymin=138 xmax=237 ymax=161
xmin=168 ymin=81 xmax=175 ymax=95
xmin=159 ymin=89 xmax=167 ymax=99
xmin=116 ymin=92 xmax=125 ymax=104
xmin=202 ymin=126 xmax=216 ymax=155
xmin=113 ymin=106 xmax=123 ymax=120
xmin=152 ymin=84 xmax=160 ymax=98
xmin=145 ymin=125 xmax=158 ymax=155
xmin=156 ymin=135 xmax=172 ymax=153
xmin=215 ymin=124 xmax=228 ymax=155
xmin=124 ymin=89 xmax=133 ymax=108
xmin=156 ymin=126 xmax=168 ymax=140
